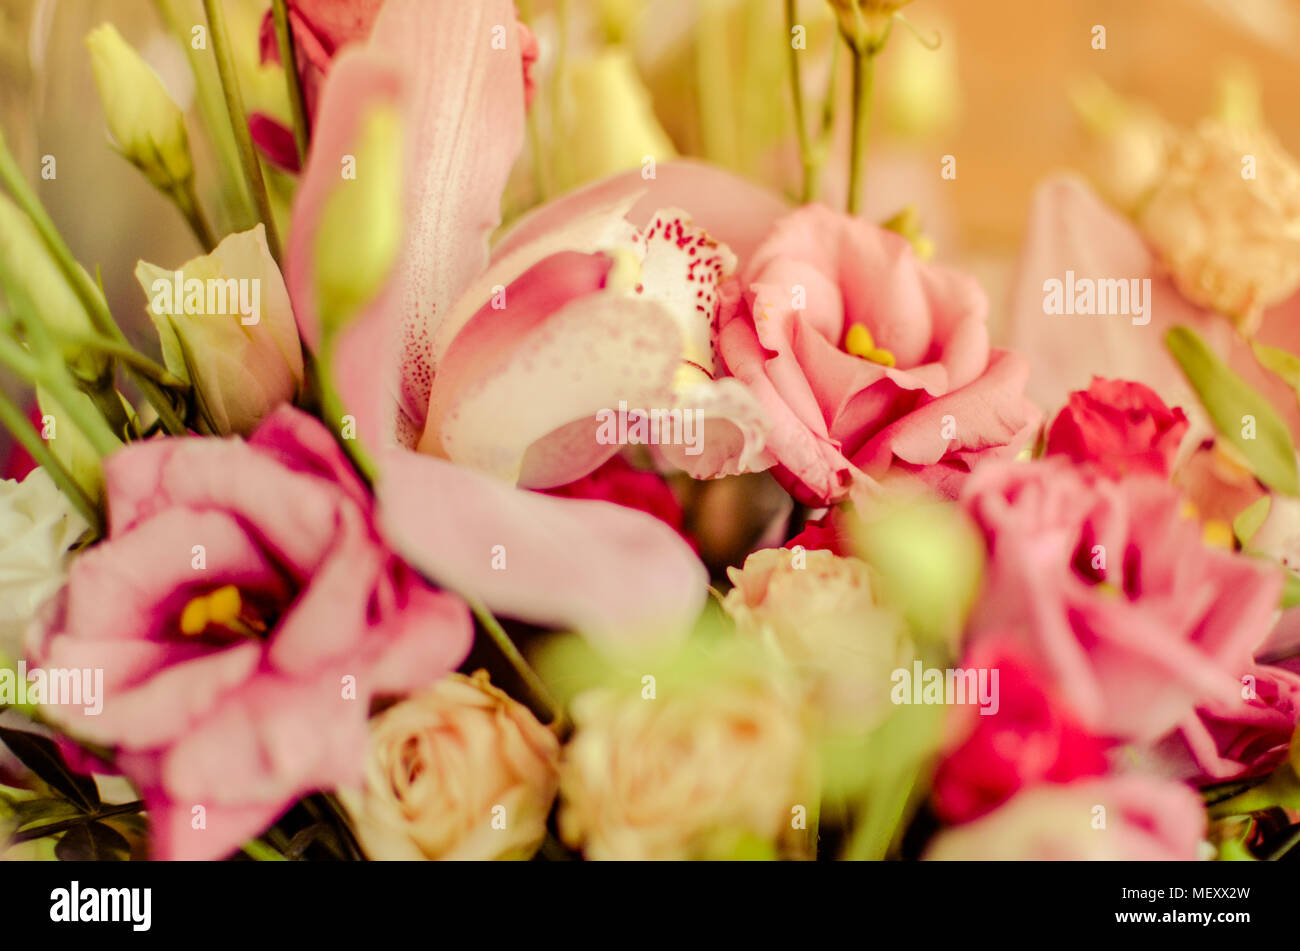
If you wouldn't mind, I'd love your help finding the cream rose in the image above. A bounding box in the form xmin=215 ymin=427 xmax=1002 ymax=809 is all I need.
xmin=1 ymin=468 xmax=88 ymax=663
xmin=723 ymin=547 xmax=911 ymax=727
xmin=558 ymin=675 xmax=810 ymax=860
xmin=1138 ymin=120 xmax=1300 ymax=328
xmin=343 ymin=671 xmax=560 ymax=861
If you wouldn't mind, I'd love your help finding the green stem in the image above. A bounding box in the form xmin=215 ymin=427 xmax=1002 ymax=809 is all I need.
xmin=241 ymin=838 xmax=288 ymax=862
xmin=154 ymin=0 xmax=255 ymax=232
xmin=0 ymin=336 xmax=120 ymax=458
xmin=314 ymin=344 xmax=376 ymax=483
xmin=0 ymin=387 xmax=102 ymax=535
xmin=166 ymin=179 xmax=217 ymax=252
xmin=466 ymin=596 xmax=569 ymax=736
xmin=52 ymin=332 xmax=186 ymax=389
xmin=270 ymin=0 xmax=311 ymax=167
xmin=846 ymin=44 xmax=876 ymax=216
xmin=202 ymin=0 xmax=283 ymax=262
xmin=0 ymin=130 xmax=188 ymax=435
xmin=786 ymin=0 xmax=816 ymax=203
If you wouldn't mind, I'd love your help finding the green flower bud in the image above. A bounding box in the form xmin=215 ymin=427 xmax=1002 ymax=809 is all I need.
xmin=0 ymin=193 xmax=108 ymax=384
xmin=313 ymin=104 xmax=404 ymax=336
xmin=86 ymin=23 xmax=194 ymax=191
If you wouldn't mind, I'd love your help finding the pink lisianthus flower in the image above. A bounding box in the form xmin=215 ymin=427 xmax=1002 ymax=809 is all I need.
xmin=717 ymin=204 xmax=1041 ymax=506
xmin=931 ymin=648 xmax=1111 ymax=825
xmin=1150 ymin=664 xmax=1300 ymax=783
xmin=1045 ymin=377 xmax=1189 ymax=478
xmin=27 ymin=407 xmax=472 ymax=860
xmin=286 ymin=0 xmax=798 ymax=650
xmin=962 ymin=457 xmax=1282 ymax=743
xmin=925 ymin=774 xmax=1206 ymax=861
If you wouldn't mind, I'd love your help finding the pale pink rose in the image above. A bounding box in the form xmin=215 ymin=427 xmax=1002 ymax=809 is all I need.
xmin=1151 ymin=664 xmax=1300 ymax=783
xmin=343 ymin=671 xmax=559 ymax=860
xmin=925 ymin=775 xmax=1206 ymax=861
xmin=962 ymin=457 xmax=1282 ymax=742
xmin=717 ymin=204 xmax=1040 ymax=505
xmin=27 ymin=407 xmax=472 ymax=860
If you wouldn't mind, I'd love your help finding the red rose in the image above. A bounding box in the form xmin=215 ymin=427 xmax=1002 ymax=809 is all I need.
xmin=931 ymin=648 xmax=1111 ymax=825
xmin=1045 ymin=377 xmax=1189 ymax=478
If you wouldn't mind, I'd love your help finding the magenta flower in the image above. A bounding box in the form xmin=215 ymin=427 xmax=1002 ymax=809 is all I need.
xmin=1151 ymin=663 xmax=1300 ymax=782
xmin=962 ymin=457 xmax=1282 ymax=742
xmin=27 ymin=407 xmax=472 ymax=860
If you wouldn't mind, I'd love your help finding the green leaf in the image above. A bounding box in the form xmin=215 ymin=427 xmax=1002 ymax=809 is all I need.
xmin=0 ymin=727 xmax=100 ymax=812
xmin=1284 ymin=573 xmax=1300 ymax=610
xmin=55 ymin=821 xmax=130 ymax=861
xmin=1252 ymin=341 xmax=1300 ymax=410
xmin=1166 ymin=326 xmax=1300 ymax=495
xmin=1234 ymin=496 xmax=1272 ymax=547
xmin=11 ymin=798 xmax=85 ymax=832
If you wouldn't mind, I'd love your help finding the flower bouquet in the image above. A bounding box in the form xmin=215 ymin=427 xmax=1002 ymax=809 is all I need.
xmin=1 ymin=0 xmax=1299 ymax=870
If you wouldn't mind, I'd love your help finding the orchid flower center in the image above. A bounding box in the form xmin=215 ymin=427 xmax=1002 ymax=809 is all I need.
xmin=844 ymin=323 xmax=896 ymax=367
xmin=179 ymin=584 xmax=269 ymax=640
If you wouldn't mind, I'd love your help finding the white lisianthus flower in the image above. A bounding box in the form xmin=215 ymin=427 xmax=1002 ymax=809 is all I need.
xmin=0 ymin=468 xmax=89 ymax=663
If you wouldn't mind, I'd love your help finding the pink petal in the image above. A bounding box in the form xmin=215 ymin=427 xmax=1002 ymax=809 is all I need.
xmin=376 ymin=450 xmax=707 ymax=651
xmin=494 ymin=159 xmax=790 ymax=269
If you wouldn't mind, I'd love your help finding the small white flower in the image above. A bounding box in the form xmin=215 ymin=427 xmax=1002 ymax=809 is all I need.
xmin=0 ymin=468 xmax=88 ymax=663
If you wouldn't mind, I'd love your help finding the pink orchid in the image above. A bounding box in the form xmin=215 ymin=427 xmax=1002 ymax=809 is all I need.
xmin=254 ymin=1 xmax=539 ymax=171
xmin=962 ymin=457 xmax=1282 ymax=743
xmin=286 ymin=0 xmax=790 ymax=648
xmin=27 ymin=407 xmax=472 ymax=860
xmin=717 ymin=204 xmax=1041 ymax=505
xmin=1006 ymin=175 xmax=1300 ymax=439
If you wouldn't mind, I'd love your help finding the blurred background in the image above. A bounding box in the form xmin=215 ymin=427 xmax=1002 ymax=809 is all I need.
xmin=1 ymin=0 xmax=1298 ymax=463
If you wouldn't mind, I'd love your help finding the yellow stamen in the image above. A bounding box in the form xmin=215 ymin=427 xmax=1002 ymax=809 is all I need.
xmin=207 ymin=584 xmax=243 ymax=627
xmin=179 ymin=596 xmax=209 ymax=636
xmin=178 ymin=585 xmax=265 ymax=639
xmin=844 ymin=323 xmax=896 ymax=367
xmin=844 ymin=323 xmax=875 ymax=357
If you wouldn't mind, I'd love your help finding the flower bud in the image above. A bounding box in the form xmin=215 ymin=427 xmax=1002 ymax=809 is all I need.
xmin=313 ymin=104 xmax=403 ymax=335
xmin=136 ymin=225 xmax=303 ymax=436
xmin=85 ymin=23 xmax=194 ymax=191
xmin=555 ymin=48 xmax=677 ymax=192
xmin=0 ymin=194 xmax=108 ymax=385
xmin=827 ymin=0 xmax=913 ymax=51
xmin=342 ymin=671 xmax=560 ymax=860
